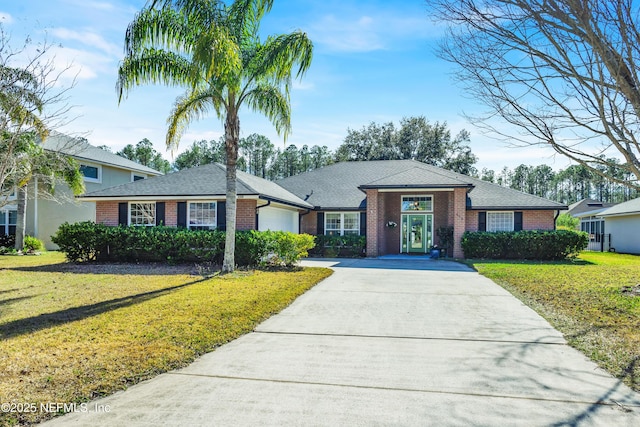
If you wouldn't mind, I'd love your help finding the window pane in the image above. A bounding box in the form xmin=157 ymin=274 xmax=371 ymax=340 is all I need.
xmin=343 ymin=213 xmax=359 ymax=231
xmin=8 ymin=210 xmax=17 ymax=225
xmin=401 ymin=196 xmax=432 ymax=212
xmin=189 ymin=202 xmax=217 ymax=229
xmin=133 ymin=175 xmax=145 ymax=181
xmin=80 ymin=165 xmax=99 ymax=179
xmin=325 ymin=213 xmax=341 ymax=234
xmin=130 ymin=203 xmax=155 ymax=226
xmin=0 ymin=211 xmax=5 ymax=226
xmin=487 ymin=212 xmax=513 ymax=232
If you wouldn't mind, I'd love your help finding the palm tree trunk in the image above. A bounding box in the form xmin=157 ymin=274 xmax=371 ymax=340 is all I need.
xmin=14 ymin=184 xmax=27 ymax=251
xmin=222 ymin=111 xmax=240 ymax=273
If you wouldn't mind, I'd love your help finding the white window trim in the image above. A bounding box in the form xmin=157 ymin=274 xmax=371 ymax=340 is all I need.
xmin=187 ymin=201 xmax=218 ymax=230
xmin=131 ymin=172 xmax=147 ymax=182
xmin=324 ymin=212 xmax=360 ymax=236
xmin=128 ymin=201 xmax=156 ymax=227
xmin=401 ymin=195 xmax=433 ymax=213
xmin=487 ymin=211 xmax=515 ymax=232
xmin=80 ymin=162 xmax=102 ymax=183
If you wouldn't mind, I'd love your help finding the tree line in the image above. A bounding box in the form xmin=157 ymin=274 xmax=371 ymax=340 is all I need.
xmin=114 ymin=115 xmax=639 ymax=205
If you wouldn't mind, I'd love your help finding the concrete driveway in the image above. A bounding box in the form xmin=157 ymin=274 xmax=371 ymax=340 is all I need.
xmin=46 ymin=257 xmax=640 ymax=426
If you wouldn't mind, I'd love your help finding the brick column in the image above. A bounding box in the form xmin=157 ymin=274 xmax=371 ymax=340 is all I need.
xmin=366 ymin=189 xmax=379 ymax=257
xmin=452 ymin=187 xmax=467 ymax=258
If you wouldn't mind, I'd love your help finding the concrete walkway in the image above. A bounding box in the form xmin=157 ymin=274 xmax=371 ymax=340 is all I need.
xmin=46 ymin=257 xmax=640 ymax=426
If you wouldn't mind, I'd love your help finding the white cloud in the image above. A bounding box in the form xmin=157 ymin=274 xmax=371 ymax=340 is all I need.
xmin=308 ymin=9 xmax=441 ymax=53
xmin=50 ymin=27 xmax=120 ymax=56
xmin=0 ymin=11 xmax=13 ymax=24
xmin=63 ymin=0 xmax=115 ymax=12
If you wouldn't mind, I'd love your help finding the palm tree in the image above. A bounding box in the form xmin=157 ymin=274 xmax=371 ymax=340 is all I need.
xmin=117 ymin=0 xmax=313 ymax=272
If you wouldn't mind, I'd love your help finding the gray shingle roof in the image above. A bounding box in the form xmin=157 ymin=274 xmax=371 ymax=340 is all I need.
xmin=82 ymin=163 xmax=312 ymax=208
xmin=276 ymin=160 xmax=566 ymax=210
xmin=567 ymin=198 xmax=617 ymax=216
xmin=599 ymin=197 xmax=640 ymax=217
xmin=43 ymin=132 xmax=162 ymax=176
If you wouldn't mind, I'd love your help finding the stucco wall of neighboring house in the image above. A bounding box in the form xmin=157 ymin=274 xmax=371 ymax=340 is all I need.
xmin=28 ymin=165 xmax=142 ymax=249
xmin=606 ymin=214 xmax=640 ymax=254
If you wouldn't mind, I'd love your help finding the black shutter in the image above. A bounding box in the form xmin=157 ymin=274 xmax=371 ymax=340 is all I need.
xmin=514 ymin=211 xmax=523 ymax=231
xmin=478 ymin=212 xmax=486 ymax=232
xmin=360 ymin=212 xmax=366 ymax=236
xmin=155 ymin=202 xmax=165 ymax=226
xmin=118 ymin=202 xmax=128 ymax=226
xmin=317 ymin=212 xmax=324 ymax=235
xmin=217 ymin=201 xmax=226 ymax=231
xmin=177 ymin=202 xmax=187 ymax=227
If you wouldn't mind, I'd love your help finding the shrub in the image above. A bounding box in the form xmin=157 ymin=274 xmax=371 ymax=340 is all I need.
xmin=52 ymin=222 xmax=315 ymax=267
xmin=312 ymin=234 xmax=366 ymax=258
xmin=23 ymin=236 xmax=45 ymax=252
xmin=461 ymin=229 xmax=589 ymax=260
xmin=0 ymin=234 xmax=16 ymax=249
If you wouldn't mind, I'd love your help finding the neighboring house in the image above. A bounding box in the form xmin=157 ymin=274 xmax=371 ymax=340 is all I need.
xmin=0 ymin=132 xmax=162 ymax=249
xmin=594 ymin=197 xmax=640 ymax=254
xmin=81 ymin=163 xmax=312 ymax=233
xmin=83 ymin=159 xmax=566 ymax=258
xmin=568 ymin=198 xmax=616 ymax=235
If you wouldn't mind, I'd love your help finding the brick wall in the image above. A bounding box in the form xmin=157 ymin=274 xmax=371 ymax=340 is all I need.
xmin=380 ymin=192 xmax=398 ymax=254
xmin=452 ymin=188 xmax=467 ymax=258
xmin=236 ymin=199 xmax=257 ymax=230
xmin=366 ymin=189 xmax=379 ymax=257
xmin=465 ymin=210 xmax=556 ymax=232
xmin=523 ymin=210 xmax=556 ymax=230
xmin=165 ymin=201 xmax=177 ymax=227
xmin=96 ymin=201 xmax=119 ymax=226
xmin=300 ymin=210 xmax=317 ymax=235
xmin=96 ymin=199 xmax=260 ymax=230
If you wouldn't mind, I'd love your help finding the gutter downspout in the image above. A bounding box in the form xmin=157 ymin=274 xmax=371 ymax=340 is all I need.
xmin=255 ymin=200 xmax=271 ymax=230
xmin=554 ymin=210 xmax=561 ymax=230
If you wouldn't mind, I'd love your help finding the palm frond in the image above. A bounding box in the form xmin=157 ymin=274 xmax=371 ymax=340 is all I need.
xmin=166 ymin=88 xmax=224 ymax=152
xmin=124 ymin=8 xmax=194 ymax=57
xmin=251 ymin=31 xmax=313 ymax=81
xmin=243 ymin=84 xmax=291 ymax=139
xmin=117 ymin=49 xmax=194 ymax=101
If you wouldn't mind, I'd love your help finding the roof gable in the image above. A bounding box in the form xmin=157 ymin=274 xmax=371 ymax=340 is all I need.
xmin=82 ymin=163 xmax=312 ymax=208
xmin=42 ymin=132 xmax=162 ymax=176
xmin=277 ymin=160 xmax=565 ymax=210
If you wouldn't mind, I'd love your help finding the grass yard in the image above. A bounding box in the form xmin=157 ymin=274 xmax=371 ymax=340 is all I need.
xmin=468 ymin=251 xmax=640 ymax=392
xmin=0 ymin=252 xmax=332 ymax=426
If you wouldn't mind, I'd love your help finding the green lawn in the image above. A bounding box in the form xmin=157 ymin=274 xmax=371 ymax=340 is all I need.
xmin=468 ymin=251 xmax=640 ymax=392
xmin=0 ymin=252 xmax=332 ymax=426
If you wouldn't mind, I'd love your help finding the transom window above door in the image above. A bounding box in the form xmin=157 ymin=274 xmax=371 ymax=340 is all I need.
xmin=401 ymin=196 xmax=433 ymax=212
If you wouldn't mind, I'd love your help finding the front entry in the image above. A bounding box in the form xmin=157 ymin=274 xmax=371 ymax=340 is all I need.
xmin=401 ymin=214 xmax=433 ymax=253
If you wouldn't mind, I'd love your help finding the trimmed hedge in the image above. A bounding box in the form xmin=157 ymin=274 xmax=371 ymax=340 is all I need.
xmin=52 ymin=221 xmax=315 ymax=267
xmin=461 ymin=230 xmax=589 ymax=260
xmin=310 ymin=234 xmax=366 ymax=258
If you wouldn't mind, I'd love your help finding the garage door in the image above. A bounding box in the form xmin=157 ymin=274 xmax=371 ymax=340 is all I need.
xmin=258 ymin=206 xmax=299 ymax=233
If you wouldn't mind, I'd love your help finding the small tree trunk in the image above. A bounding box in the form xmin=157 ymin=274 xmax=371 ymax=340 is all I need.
xmin=222 ymin=111 xmax=240 ymax=273
xmin=14 ymin=184 xmax=27 ymax=251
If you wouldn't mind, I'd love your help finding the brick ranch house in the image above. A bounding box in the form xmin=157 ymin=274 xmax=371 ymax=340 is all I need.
xmin=81 ymin=160 xmax=566 ymax=258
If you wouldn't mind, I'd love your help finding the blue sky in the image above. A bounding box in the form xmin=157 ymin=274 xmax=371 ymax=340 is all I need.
xmin=0 ymin=0 xmax=565 ymax=171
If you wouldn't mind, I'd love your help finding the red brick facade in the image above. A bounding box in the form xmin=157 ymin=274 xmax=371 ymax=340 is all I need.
xmin=95 ymin=199 xmax=258 ymax=230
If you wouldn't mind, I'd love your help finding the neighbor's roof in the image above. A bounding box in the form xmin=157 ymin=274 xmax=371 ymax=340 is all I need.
xmin=567 ymin=198 xmax=616 ymax=217
xmin=42 ymin=132 xmax=162 ymax=176
xmin=276 ymin=160 xmax=566 ymax=211
xmin=598 ymin=197 xmax=640 ymax=217
xmin=81 ymin=163 xmax=313 ymax=209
